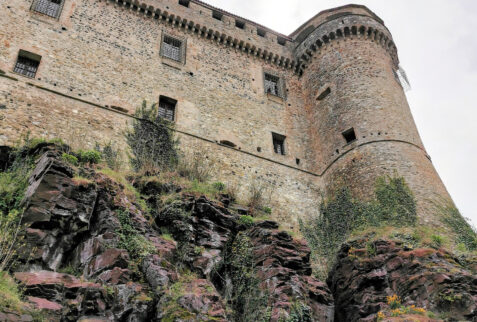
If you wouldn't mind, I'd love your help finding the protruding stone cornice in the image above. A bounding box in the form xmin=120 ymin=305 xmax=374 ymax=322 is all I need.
xmin=98 ymin=0 xmax=300 ymax=73
xmin=294 ymin=16 xmax=399 ymax=76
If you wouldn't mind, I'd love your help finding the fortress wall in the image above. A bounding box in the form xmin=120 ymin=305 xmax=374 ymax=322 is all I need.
xmin=0 ymin=77 xmax=131 ymax=150
xmin=0 ymin=76 xmax=321 ymax=231
xmin=322 ymin=142 xmax=452 ymax=228
xmin=0 ymin=0 xmax=312 ymax=169
xmin=302 ymin=37 xmax=423 ymax=173
xmin=300 ymin=29 xmax=453 ymax=225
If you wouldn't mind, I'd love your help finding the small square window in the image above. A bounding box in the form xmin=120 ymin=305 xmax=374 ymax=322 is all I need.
xmin=212 ymin=10 xmax=223 ymax=21
xmin=235 ymin=20 xmax=245 ymax=29
xmin=178 ymin=0 xmax=189 ymax=7
xmin=317 ymin=87 xmax=331 ymax=100
xmin=277 ymin=37 xmax=286 ymax=46
xmin=342 ymin=128 xmax=357 ymax=143
xmin=158 ymin=96 xmax=177 ymax=121
xmin=264 ymin=72 xmax=285 ymax=98
xmin=257 ymin=28 xmax=266 ymax=37
xmin=272 ymin=133 xmax=286 ymax=155
xmin=161 ymin=34 xmax=185 ymax=63
xmin=13 ymin=50 xmax=41 ymax=78
xmin=31 ymin=0 xmax=64 ymax=18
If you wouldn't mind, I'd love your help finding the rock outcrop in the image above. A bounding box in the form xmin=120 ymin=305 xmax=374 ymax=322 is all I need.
xmin=4 ymin=147 xmax=333 ymax=321
xmin=328 ymin=239 xmax=477 ymax=321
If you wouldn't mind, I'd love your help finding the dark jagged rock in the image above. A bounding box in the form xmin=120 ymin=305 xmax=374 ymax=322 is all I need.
xmin=5 ymin=148 xmax=333 ymax=321
xmin=328 ymin=239 xmax=477 ymax=321
xmin=0 ymin=145 xmax=13 ymax=171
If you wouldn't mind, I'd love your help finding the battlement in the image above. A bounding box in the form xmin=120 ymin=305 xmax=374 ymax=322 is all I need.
xmin=86 ymin=0 xmax=397 ymax=74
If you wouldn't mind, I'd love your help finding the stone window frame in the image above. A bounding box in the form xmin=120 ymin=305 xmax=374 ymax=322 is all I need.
xmin=160 ymin=32 xmax=187 ymax=65
xmin=30 ymin=0 xmax=65 ymax=19
xmin=263 ymin=69 xmax=286 ymax=100
xmin=13 ymin=50 xmax=42 ymax=78
xmin=158 ymin=95 xmax=177 ymax=122
xmin=272 ymin=132 xmax=286 ymax=155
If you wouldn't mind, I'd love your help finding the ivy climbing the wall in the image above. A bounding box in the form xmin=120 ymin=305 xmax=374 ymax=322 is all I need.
xmin=299 ymin=175 xmax=417 ymax=278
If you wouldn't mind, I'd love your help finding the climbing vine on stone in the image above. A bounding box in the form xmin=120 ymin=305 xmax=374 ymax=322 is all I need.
xmin=300 ymin=175 xmax=417 ymax=277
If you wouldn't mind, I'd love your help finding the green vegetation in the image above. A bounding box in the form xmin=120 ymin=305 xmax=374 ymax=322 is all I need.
xmin=224 ymin=232 xmax=270 ymax=321
xmin=238 ymin=215 xmax=254 ymax=228
xmin=126 ymin=101 xmax=178 ymax=174
xmin=285 ymin=302 xmax=313 ymax=322
xmin=75 ymin=149 xmax=101 ymax=165
xmin=160 ymin=271 xmax=198 ymax=321
xmin=212 ymin=181 xmax=225 ymax=191
xmin=440 ymin=203 xmax=477 ymax=251
xmin=300 ymin=175 xmax=417 ymax=277
xmin=430 ymin=234 xmax=444 ymax=249
xmin=116 ymin=209 xmax=155 ymax=262
xmin=96 ymin=141 xmax=122 ymax=170
xmin=0 ymin=271 xmax=23 ymax=313
xmin=263 ymin=206 xmax=272 ymax=215
xmin=61 ymin=153 xmax=78 ymax=166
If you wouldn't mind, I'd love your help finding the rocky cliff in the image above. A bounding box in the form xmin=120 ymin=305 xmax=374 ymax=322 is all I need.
xmin=0 ymin=143 xmax=476 ymax=321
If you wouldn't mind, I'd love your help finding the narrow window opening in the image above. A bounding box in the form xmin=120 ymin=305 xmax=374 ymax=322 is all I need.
xmin=257 ymin=28 xmax=266 ymax=37
xmin=317 ymin=87 xmax=331 ymax=100
xmin=296 ymin=158 xmax=300 ymax=165
xmin=212 ymin=10 xmax=222 ymax=21
xmin=13 ymin=50 xmax=41 ymax=78
xmin=257 ymin=147 xmax=262 ymax=152
xmin=220 ymin=140 xmax=236 ymax=148
xmin=158 ymin=96 xmax=176 ymax=121
xmin=235 ymin=20 xmax=245 ymax=29
xmin=161 ymin=35 xmax=183 ymax=62
xmin=178 ymin=0 xmax=189 ymax=7
xmin=342 ymin=128 xmax=357 ymax=143
xmin=264 ymin=73 xmax=284 ymax=98
xmin=272 ymin=133 xmax=286 ymax=155
xmin=277 ymin=37 xmax=286 ymax=46
xmin=32 ymin=0 xmax=63 ymax=18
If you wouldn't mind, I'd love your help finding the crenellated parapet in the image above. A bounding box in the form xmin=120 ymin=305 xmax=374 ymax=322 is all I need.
xmin=97 ymin=0 xmax=299 ymax=71
xmin=293 ymin=13 xmax=398 ymax=76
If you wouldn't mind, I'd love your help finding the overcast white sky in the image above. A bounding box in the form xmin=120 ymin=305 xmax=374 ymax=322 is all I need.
xmin=204 ymin=0 xmax=477 ymax=226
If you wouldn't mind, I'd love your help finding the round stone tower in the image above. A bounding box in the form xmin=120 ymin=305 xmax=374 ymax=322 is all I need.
xmin=293 ymin=5 xmax=453 ymax=226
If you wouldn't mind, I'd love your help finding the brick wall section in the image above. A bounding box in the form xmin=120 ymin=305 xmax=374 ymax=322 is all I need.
xmin=0 ymin=1 xmax=456 ymax=229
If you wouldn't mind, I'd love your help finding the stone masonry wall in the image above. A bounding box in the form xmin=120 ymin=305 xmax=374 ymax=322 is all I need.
xmin=0 ymin=0 xmax=457 ymax=230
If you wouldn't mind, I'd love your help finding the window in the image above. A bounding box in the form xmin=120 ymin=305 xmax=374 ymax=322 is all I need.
xmin=277 ymin=37 xmax=286 ymax=46
xmin=342 ymin=128 xmax=357 ymax=143
xmin=317 ymin=87 xmax=331 ymax=100
xmin=178 ymin=0 xmax=189 ymax=7
xmin=158 ymin=96 xmax=176 ymax=121
xmin=257 ymin=28 xmax=266 ymax=37
xmin=212 ymin=10 xmax=223 ymax=21
xmin=272 ymin=133 xmax=285 ymax=155
xmin=235 ymin=20 xmax=245 ymax=29
xmin=13 ymin=50 xmax=41 ymax=78
xmin=31 ymin=0 xmax=64 ymax=18
xmin=160 ymin=34 xmax=185 ymax=63
xmin=264 ymin=72 xmax=285 ymax=98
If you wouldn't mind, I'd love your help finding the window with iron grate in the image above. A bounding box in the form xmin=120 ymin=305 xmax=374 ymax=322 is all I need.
xmin=161 ymin=34 xmax=184 ymax=63
xmin=31 ymin=0 xmax=64 ymax=18
xmin=272 ymin=133 xmax=286 ymax=155
xmin=13 ymin=50 xmax=41 ymax=78
xmin=264 ymin=73 xmax=284 ymax=98
xmin=158 ymin=96 xmax=177 ymax=121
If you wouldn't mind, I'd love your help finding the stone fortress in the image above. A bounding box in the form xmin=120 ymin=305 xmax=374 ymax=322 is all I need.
xmin=0 ymin=0 xmax=454 ymax=229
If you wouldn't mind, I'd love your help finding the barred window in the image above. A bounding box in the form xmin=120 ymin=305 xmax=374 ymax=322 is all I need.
xmin=13 ymin=51 xmax=41 ymax=78
xmin=31 ymin=0 xmax=64 ymax=18
xmin=264 ymin=73 xmax=285 ymax=98
xmin=161 ymin=35 xmax=183 ymax=62
xmin=158 ymin=96 xmax=176 ymax=121
xmin=272 ymin=133 xmax=285 ymax=155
